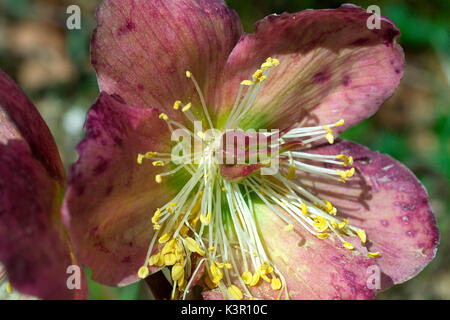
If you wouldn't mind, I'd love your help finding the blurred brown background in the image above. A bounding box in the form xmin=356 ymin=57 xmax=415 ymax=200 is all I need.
xmin=0 ymin=0 xmax=448 ymax=299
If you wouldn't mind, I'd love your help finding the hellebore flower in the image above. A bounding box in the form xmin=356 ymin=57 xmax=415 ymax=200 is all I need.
xmin=0 ymin=69 xmax=86 ymax=299
xmin=63 ymin=0 xmax=439 ymax=300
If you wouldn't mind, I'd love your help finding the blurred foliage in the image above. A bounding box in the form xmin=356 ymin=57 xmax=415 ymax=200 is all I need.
xmin=0 ymin=0 xmax=449 ymax=299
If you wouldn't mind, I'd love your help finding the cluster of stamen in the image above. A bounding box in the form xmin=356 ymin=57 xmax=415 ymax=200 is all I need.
xmin=135 ymin=57 xmax=379 ymax=300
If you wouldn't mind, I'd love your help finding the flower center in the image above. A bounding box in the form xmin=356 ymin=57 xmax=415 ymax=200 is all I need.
xmin=135 ymin=58 xmax=379 ymax=300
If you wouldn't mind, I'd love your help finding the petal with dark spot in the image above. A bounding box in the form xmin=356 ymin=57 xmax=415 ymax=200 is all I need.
xmin=203 ymin=203 xmax=377 ymax=300
xmin=92 ymin=0 xmax=242 ymax=125
xmin=63 ymin=93 xmax=179 ymax=286
xmin=299 ymin=140 xmax=439 ymax=286
xmin=215 ymin=5 xmax=404 ymax=133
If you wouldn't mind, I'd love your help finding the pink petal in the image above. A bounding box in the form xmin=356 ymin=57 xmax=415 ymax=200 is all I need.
xmin=215 ymin=5 xmax=404 ymax=132
xmin=0 ymin=143 xmax=87 ymax=299
xmin=203 ymin=203 xmax=376 ymax=300
xmin=0 ymin=70 xmax=86 ymax=299
xmin=301 ymin=140 xmax=439 ymax=286
xmin=92 ymin=0 xmax=242 ymax=124
xmin=0 ymin=69 xmax=64 ymax=182
xmin=62 ymin=93 xmax=178 ymax=286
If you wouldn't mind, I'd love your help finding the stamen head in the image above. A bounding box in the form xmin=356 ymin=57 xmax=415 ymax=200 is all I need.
xmin=242 ymin=271 xmax=252 ymax=285
xmin=182 ymin=102 xmax=192 ymax=112
xmin=343 ymin=241 xmax=355 ymax=250
xmin=6 ymin=282 xmax=13 ymax=294
xmin=356 ymin=229 xmax=367 ymax=245
xmin=159 ymin=113 xmax=169 ymax=121
xmin=173 ymin=100 xmax=182 ymax=110
xmin=185 ymin=70 xmax=192 ymax=78
xmin=271 ymin=278 xmax=282 ymax=290
xmin=138 ymin=266 xmax=149 ymax=279
xmin=227 ymin=285 xmax=243 ymax=300
xmin=240 ymin=80 xmax=255 ymax=86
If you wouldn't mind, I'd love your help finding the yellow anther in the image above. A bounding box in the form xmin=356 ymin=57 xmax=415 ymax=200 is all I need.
xmin=324 ymin=201 xmax=336 ymax=216
xmin=225 ymin=262 xmax=232 ymax=270
xmin=164 ymin=253 xmax=177 ymax=266
xmin=267 ymin=57 xmax=280 ymax=66
xmin=183 ymin=237 xmax=205 ymax=256
xmin=338 ymin=168 xmax=355 ymax=182
xmin=205 ymin=276 xmax=218 ymax=289
xmin=337 ymin=170 xmax=347 ymax=182
xmin=138 ymin=266 xmax=149 ymax=279
xmin=169 ymin=202 xmax=178 ymax=207
xmin=345 ymin=156 xmax=354 ymax=165
xmin=286 ymin=164 xmax=296 ymax=180
xmin=240 ymin=80 xmax=255 ymax=86
xmin=208 ymin=246 xmax=216 ymax=253
xmin=325 ymin=132 xmax=334 ymax=144
xmin=183 ymin=237 xmax=197 ymax=251
xmin=148 ymin=253 xmax=161 ymax=266
xmin=356 ymin=229 xmax=367 ymax=245
xmin=242 ymin=271 xmax=253 ymax=285
xmin=313 ymin=216 xmax=328 ymax=232
xmin=316 ymin=232 xmax=328 ymax=239
xmin=347 ymin=167 xmax=355 ymax=177
xmin=261 ymin=61 xmax=273 ymax=70
xmin=337 ymin=220 xmax=348 ymax=229
xmin=5 ymin=282 xmax=13 ymax=294
xmin=146 ymin=151 xmax=159 ymax=158
xmin=228 ymin=285 xmax=243 ymax=300
xmin=300 ymin=203 xmax=308 ymax=216
xmin=151 ymin=212 xmax=160 ymax=224
xmin=159 ymin=113 xmax=169 ymax=121
xmin=283 ymin=224 xmax=294 ymax=232
xmin=271 ymin=278 xmax=282 ymax=290
xmin=200 ymin=213 xmax=211 ymax=226
xmin=153 ymin=224 xmax=161 ymax=230
xmin=173 ymin=100 xmax=182 ymax=110
xmin=186 ymin=70 xmax=192 ymax=78
xmin=215 ymin=261 xmax=223 ymax=268
xmin=258 ymin=75 xmax=267 ymax=82
xmin=210 ymin=264 xmax=223 ymax=281
xmin=152 ymin=160 xmax=164 ymax=167
xmin=252 ymin=69 xmax=263 ymax=81
xmin=171 ymin=263 xmax=184 ymax=281
xmin=335 ymin=119 xmax=345 ymax=126
xmin=221 ymin=187 xmax=226 ymax=192
xmin=261 ymin=273 xmax=271 ymax=283
xmin=182 ymin=102 xmax=192 ymax=112
xmin=137 ymin=154 xmax=144 ymax=164
xmin=161 ymin=239 xmax=176 ymax=255
xmin=368 ymin=252 xmax=380 ymax=258
xmin=158 ymin=233 xmax=170 ymax=244
xmin=337 ymin=154 xmax=353 ymax=165
xmin=343 ymin=241 xmax=355 ymax=250
xmin=249 ymin=272 xmax=260 ymax=286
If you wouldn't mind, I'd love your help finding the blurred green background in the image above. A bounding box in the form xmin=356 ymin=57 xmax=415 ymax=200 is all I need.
xmin=0 ymin=0 xmax=448 ymax=299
